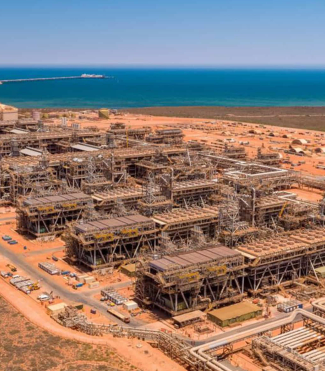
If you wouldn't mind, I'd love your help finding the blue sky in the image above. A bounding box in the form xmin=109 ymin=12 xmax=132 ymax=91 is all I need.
xmin=1 ymin=0 xmax=324 ymax=66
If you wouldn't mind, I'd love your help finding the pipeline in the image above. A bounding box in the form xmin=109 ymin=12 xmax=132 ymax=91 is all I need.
xmin=312 ymin=297 xmax=325 ymax=313
xmin=189 ymin=309 xmax=325 ymax=371
xmin=56 ymin=306 xmax=325 ymax=371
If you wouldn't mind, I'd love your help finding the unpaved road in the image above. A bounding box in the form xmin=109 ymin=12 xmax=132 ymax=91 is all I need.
xmin=0 ymin=242 xmax=144 ymax=327
xmin=0 ymin=279 xmax=186 ymax=371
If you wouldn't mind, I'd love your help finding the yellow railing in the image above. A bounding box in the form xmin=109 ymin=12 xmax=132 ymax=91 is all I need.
xmin=94 ymin=233 xmax=114 ymax=241
xmin=207 ymin=265 xmax=227 ymax=276
xmin=121 ymin=228 xmax=139 ymax=237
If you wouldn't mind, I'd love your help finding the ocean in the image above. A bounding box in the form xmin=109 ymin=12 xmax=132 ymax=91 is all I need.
xmin=1 ymin=67 xmax=325 ymax=108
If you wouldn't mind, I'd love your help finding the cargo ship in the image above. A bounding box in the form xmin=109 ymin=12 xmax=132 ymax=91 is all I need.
xmin=81 ymin=74 xmax=106 ymax=79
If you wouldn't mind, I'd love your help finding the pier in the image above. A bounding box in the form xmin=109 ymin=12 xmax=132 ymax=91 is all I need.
xmin=0 ymin=74 xmax=111 ymax=84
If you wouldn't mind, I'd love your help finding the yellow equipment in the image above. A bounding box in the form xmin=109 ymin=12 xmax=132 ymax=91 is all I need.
xmin=94 ymin=233 xmax=114 ymax=242
xmin=121 ymin=228 xmax=138 ymax=237
xmin=207 ymin=265 xmax=227 ymax=276
xmin=62 ymin=203 xmax=77 ymax=209
xmin=179 ymin=272 xmax=200 ymax=282
xmin=37 ymin=205 xmax=55 ymax=212
xmin=117 ymin=261 xmax=126 ymax=272
xmin=6 ymin=264 xmax=17 ymax=272
xmin=279 ymin=202 xmax=289 ymax=218
xmin=204 ymin=302 xmax=213 ymax=313
xmin=28 ymin=283 xmax=40 ymax=291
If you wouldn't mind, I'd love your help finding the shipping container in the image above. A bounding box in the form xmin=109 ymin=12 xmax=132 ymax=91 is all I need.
xmin=107 ymin=308 xmax=130 ymax=323
xmin=38 ymin=262 xmax=60 ymax=275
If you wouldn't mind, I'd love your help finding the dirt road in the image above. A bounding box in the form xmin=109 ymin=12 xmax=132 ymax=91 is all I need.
xmin=0 ymin=241 xmax=144 ymax=327
xmin=0 ymin=279 xmax=185 ymax=371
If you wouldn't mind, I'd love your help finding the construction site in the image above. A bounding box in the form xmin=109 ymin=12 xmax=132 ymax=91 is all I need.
xmin=2 ymin=107 xmax=325 ymax=371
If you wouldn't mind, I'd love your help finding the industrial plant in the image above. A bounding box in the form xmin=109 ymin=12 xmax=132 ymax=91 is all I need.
xmin=2 ymin=106 xmax=325 ymax=371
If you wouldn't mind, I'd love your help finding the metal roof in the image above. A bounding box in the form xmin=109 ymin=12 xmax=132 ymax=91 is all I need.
xmin=149 ymin=244 xmax=240 ymax=272
xmin=71 ymin=143 xmax=100 ymax=152
xmin=23 ymin=192 xmax=90 ymax=206
xmin=20 ymin=147 xmax=43 ymax=157
xmin=10 ymin=129 xmax=29 ymax=134
xmin=75 ymin=214 xmax=152 ymax=233
xmin=208 ymin=302 xmax=261 ymax=321
xmin=173 ymin=310 xmax=205 ymax=324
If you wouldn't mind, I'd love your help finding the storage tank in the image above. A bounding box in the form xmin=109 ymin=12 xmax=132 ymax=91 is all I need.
xmin=99 ymin=108 xmax=110 ymax=119
xmin=32 ymin=110 xmax=41 ymax=121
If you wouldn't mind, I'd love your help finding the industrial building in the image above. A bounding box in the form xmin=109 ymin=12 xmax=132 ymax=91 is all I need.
xmin=152 ymin=206 xmax=219 ymax=242
xmin=0 ymin=103 xmax=18 ymax=121
xmin=253 ymin=313 xmax=325 ymax=371
xmin=66 ymin=213 xmax=158 ymax=269
xmin=17 ymin=191 xmax=92 ymax=240
xmin=237 ymin=227 xmax=325 ymax=294
xmin=136 ymin=244 xmax=245 ymax=315
xmin=2 ymin=107 xmax=325 ymax=334
xmin=207 ymin=301 xmax=262 ymax=327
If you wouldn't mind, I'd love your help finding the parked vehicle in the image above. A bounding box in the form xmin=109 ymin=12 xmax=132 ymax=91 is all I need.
xmin=2 ymin=235 xmax=12 ymax=241
xmin=37 ymin=294 xmax=50 ymax=301
xmin=8 ymin=240 xmax=18 ymax=245
xmin=107 ymin=308 xmax=130 ymax=323
xmin=73 ymin=283 xmax=83 ymax=289
xmin=6 ymin=264 xmax=17 ymax=272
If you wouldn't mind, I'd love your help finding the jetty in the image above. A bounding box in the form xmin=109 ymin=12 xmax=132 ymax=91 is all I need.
xmin=0 ymin=74 xmax=111 ymax=84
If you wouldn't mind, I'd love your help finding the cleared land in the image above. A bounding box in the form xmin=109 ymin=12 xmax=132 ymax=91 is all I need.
xmin=123 ymin=106 xmax=325 ymax=131
xmin=0 ymin=296 xmax=139 ymax=371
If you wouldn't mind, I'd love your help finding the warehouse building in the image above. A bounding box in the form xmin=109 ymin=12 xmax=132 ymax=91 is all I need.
xmin=207 ymin=302 xmax=262 ymax=327
xmin=0 ymin=103 xmax=18 ymax=121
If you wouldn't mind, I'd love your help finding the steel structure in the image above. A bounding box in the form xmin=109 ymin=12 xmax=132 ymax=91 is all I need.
xmin=152 ymin=205 xmax=219 ymax=243
xmin=136 ymin=244 xmax=245 ymax=315
xmin=17 ymin=191 xmax=91 ymax=240
xmin=237 ymin=227 xmax=325 ymax=294
xmin=66 ymin=213 xmax=158 ymax=268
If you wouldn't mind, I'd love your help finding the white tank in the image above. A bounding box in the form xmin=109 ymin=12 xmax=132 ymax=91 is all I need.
xmin=32 ymin=111 xmax=41 ymax=120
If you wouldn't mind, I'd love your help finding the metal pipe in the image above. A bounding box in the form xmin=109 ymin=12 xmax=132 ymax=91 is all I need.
xmin=190 ymin=309 xmax=325 ymax=371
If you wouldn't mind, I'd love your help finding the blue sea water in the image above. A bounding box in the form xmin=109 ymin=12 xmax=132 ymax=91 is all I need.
xmin=1 ymin=67 xmax=325 ymax=108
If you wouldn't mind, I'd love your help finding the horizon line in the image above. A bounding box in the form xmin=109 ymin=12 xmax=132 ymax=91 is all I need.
xmin=1 ymin=64 xmax=325 ymax=70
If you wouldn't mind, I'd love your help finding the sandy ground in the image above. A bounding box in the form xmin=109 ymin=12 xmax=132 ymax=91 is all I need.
xmin=0 ymin=277 xmax=186 ymax=371
xmin=3 ymin=109 xmax=324 ymax=369
xmin=47 ymin=111 xmax=325 ymax=177
xmin=229 ymin=353 xmax=261 ymax=371
xmin=0 ymin=215 xmax=65 ymax=254
xmin=290 ymin=187 xmax=324 ymax=202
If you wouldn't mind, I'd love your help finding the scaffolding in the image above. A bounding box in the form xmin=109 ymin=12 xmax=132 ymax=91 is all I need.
xmin=152 ymin=205 xmax=219 ymax=243
xmin=17 ymin=191 xmax=92 ymax=240
xmin=0 ymin=129 xmax=101 ymax=156
xmin=160 ymin=177 xmax=219 ymax=208
xmin=66 ymin=213 xmax=158 ymax=268
xmin=92 ymin=187 xmax=144 ymax=213
xmin=237 ymin=228 xmax=325 ymax=294
xmin=136 ymin=243 xmax=245 ymax=315
xmin=138 ymin=174 xmax=173 ymax=216
xmin=146 ymin=128 xmax=184 ymax=145
xmin=253 ymin=318 xmax=325 ymax=371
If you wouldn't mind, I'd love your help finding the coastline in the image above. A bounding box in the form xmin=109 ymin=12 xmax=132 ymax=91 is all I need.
xmin=21 ymin=106 xmax=325 ymax=131
xmin=123 ymin=106 xmax=325 ymax=131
